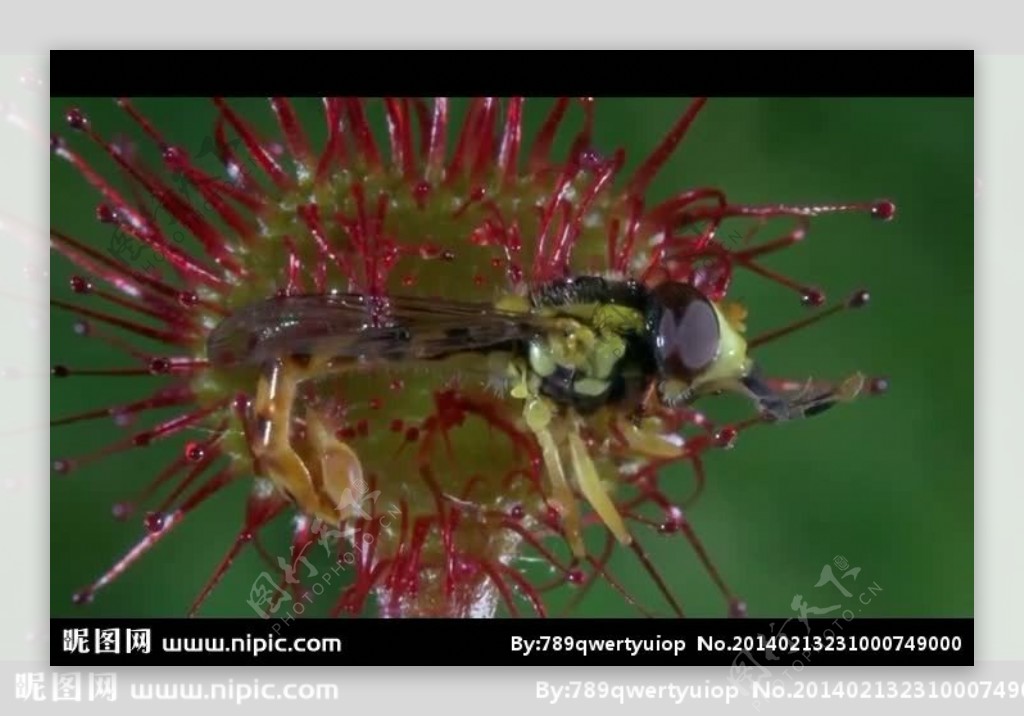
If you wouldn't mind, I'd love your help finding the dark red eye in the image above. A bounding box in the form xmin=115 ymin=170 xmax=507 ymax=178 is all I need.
xmin=648 ymin=282 xmax=720 ymax=381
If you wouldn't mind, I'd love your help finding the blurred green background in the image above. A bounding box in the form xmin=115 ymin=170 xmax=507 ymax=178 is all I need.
xmin=50 ymin=97 xmax=973 ymax=618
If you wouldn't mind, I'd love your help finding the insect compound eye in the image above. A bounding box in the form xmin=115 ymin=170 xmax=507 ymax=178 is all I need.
xmin=648 ymin=281 xmax=721 ymax=382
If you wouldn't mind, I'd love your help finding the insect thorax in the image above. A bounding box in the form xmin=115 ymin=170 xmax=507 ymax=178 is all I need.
xmin=523 ymin=277 xmax=656 ymax=414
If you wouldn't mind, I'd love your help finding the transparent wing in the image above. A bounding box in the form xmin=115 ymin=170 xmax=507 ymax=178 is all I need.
xmin=206 ymin=292 xmax=547 ymax=367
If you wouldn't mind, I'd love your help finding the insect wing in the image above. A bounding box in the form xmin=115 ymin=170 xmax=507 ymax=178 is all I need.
xmin=206 ymin=293 xmax=545 ymax=367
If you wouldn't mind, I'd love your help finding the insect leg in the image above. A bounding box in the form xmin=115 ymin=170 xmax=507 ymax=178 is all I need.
xmin=523 ymin=396 xmax=586 ymax=558
xmin=305 ymin=409 xmax=368 ymax=521
xmin=252 ymin=356 xmax=365 ymax=526
xmin=253 ymin=359 xmax=329 ymax=520
xmin=741 ymin=368 xmax=866 ymax=421
xmin=614 ymin=415 xmax=688 ymax=460
xmin=566 ymin=423 xmax=633 ymax=547
xmin=510 ymin=355 xmax=586 ymax=557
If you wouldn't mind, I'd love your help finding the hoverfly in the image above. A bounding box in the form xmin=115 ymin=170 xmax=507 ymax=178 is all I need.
xmin=207 ymin=276 xmax=863 ymax=557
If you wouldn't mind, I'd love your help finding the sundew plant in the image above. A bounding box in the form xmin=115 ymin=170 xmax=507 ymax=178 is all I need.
xmin=50 ymin=97 xmax=897 ymax=619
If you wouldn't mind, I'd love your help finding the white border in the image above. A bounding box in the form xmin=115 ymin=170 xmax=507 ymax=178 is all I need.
xmin=0 ymin=24 xmax=1004 ymax=714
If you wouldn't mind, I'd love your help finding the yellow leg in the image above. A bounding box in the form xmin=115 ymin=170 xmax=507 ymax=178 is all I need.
xmin=511 ymin=358 xmax=635 ymax=558
xmin=252 ymin=356 xmax=366 ymax=527
xmin=567 ymin=427 xmax=632 ymax=547
xmin=306 ymin=411 xmax=369 ymax=521
xmin=615 ymin=415 xmax=688 ymax=460
xmin=524 ymin=396 xmax=586 ymax=558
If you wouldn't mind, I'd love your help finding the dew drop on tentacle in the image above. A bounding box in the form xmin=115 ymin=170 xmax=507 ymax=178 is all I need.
xmin=870 ymin=199 xmax=896 ymax=221
xmin=70 ymin=275 xmax=91 ymax=293
xmin=869 ymin=376 xmax=890 ymax=395
xmin=184 ymin=442 xmax=206 ymax=462
xmin=161 ymin=144 xmax=188 ymax=169
xmin=848 ymin=289 xmax=871 ymax=308
xmin=96 ymin=204 xmax=116 ymax=223
xmin=800 ymin=288 xmax=825 ymax=307
xmin=714 ymin=426 xmax=738 ymax=449
xmin=66 ymin=107 xmax=89 ymax=131
xmin=728 ymin=599 xmax=748 ymax=618
xmin=144 ymin=512 xmax=166 ymax=533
